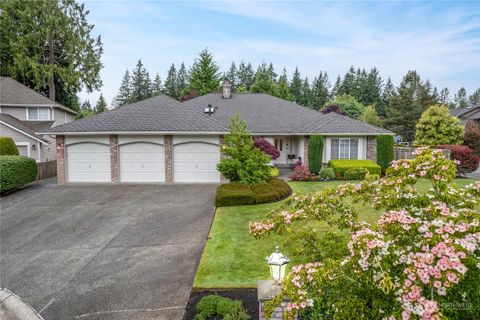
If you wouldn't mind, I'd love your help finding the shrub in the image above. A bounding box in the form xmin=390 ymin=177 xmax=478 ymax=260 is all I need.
xmin=414 ymin=104 xmax=464 ymax=146
xmin=0 ymin=137 xmax=19 ymax=155
xmin=319 ymin=167 xmax=335 ymax=180
xmin=215 ymin=178 xmax=291 ymax=207
xmin=464 ymin=120 xmax=480 ymax=156
xmin=437 ymin=144 xmax=479 ymax=174
xmin=328 ymin=159 xmax=381 ymax=178
xmin=344 ymin=167 xmax=369 ymax=180
xmin=376 ymin=135 xmax=394 ymax=174
xmin=321 ymin=104 xmax=346 ymax=116
xmin=289 ymin=165 xmax=318 ymax=181
xmin=323 ymin=94 xmax=365 ymax=119
xmin=195 ymin=295 xmax=250 ymax=320
xmin=217 ymin=114 xmax=272 ymax=185
xmin=253 ymin=138 xmax=280 ymax=160
xmin=0 ymin=156 xmax=37 ymax=192
xmin=269 ymin=166 xmax=279 ymax=178
xmin=308 ymin=135 xmax=323 ymax=174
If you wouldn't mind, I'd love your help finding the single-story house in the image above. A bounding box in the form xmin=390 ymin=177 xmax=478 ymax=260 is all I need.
xmin=41 ymin=81 xmax=391 ymax=184
xmin=450 ymin=106 xmax=480 ymax=125
xmin=0 ymin=76 xmax=77 ymax=161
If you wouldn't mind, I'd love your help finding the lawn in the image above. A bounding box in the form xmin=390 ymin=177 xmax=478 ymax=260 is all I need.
xmin=194 ymin=178 xmax=476 ymax=288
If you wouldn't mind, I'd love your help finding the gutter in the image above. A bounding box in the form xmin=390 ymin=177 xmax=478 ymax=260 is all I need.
xmin=0 ymin=288 xmax=44 ymax=320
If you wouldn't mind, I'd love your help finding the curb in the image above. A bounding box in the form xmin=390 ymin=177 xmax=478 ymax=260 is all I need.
xmin=0 ymin=288 xmax=44 ymax=320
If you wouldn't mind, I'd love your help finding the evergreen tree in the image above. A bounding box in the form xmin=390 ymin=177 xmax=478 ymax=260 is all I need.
xmin=454 ymin=87 xmax=468 ymax=109
xmin=113 ymin=70 xmax=132 ymax=107
xmin=360 ymin=67 xmax=382 ymax=109
xmin=251 ymin=63 xmax=275 ymax=95
xmin=237 ymin=61 xmax=255 ymax=90
xmin=300 ymin=77 xmax=312 ymax=107
xmin=469 ymin=88 xmax=480 ymax=107
xmin=337 ymin=66 xmax=357 ymax=96
xmin=289 ymin=67 xmax=303 ymax=103
xmin=439 ymin=87 xmax=450 ymax=106
xmin=362 ymin=105 xmax=383 ymax=127
xmin=274 ymin=68 xmax=293 ymax=101
xmin=77 ymin=100 xmax=94 ymax=119
xmin=226 ymin=62 xmax=238 ymax=91
xmin=380 ymin=78 xmax=396 ymax=118
xmin=311 ymin=71 xmax=330 ymax=110
xmin=188 ymin=48 xmax=220 ymax=95
xmin=94 ymin=93 xmax=108 ymax=113
xmin=164 ymin=63 xmax=178 ymax=98
xmin=0 ymin=0 xmax=103 ymax=107
xmin=152 ymin=73 xmax=162 ymax=96
xmin=414 ymin=104 xmax=464 ymax=146
xmin=176 ymin=62 xmax=189 ymax=96
xmin=129 ymin=59 xmax=152 ymax=103
xmin=267 ymin=63 xmax=277 ymax=82
xmin=332 ymin=75 xmax=342 ymax=97
xmin=385 ymin=70 xmax=433 ymax=143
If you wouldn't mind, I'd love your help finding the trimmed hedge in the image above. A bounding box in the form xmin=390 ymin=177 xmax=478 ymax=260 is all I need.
xmin=344 ymin=167 xmax=369 ymax=180
xmin=0 ymin=136 xmax=19 ymax=155
xmin=308 ymin=135 xmax=324 ymax=174
xmin=216 ymin=178 xmax=292 ymax=207
xmin=0 ymin=156 xmax=37 ymax=192
xmin=376 ymin=135 xmax=394 ymax=174
xmin=328 ymin=159 xmax=381 ymax=178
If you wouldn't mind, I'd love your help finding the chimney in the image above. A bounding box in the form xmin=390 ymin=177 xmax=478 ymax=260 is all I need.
xmin=221 ymin=79 xmax=231 ymax=99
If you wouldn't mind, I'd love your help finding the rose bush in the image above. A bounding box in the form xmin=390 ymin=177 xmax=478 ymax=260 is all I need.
xmin=250 ymin=148 xmax=480 ymax=320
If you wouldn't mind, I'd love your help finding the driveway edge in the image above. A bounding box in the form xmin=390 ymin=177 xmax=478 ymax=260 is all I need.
xmin=0 ymin=288 xmax=44 ymax=320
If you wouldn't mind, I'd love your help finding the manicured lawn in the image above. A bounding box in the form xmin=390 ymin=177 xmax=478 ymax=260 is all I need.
xmin=194 ymin=178 xmax=476 ymax=288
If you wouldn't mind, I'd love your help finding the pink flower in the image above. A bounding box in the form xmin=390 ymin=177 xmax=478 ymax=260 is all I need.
xmin=437 ymin=287 xmax=447 ymax=296
xmin=420 ymin=170 xmax=427 ymax=177
xmin=433 ymin=280 xmax=442 ymax=288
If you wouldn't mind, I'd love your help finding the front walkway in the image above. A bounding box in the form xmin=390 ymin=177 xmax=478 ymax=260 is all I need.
xmin=1 ymin=184 xmax=217 ymax=320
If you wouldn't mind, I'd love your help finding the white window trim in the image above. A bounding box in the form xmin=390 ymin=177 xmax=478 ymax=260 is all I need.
xmin=331 ymin=138 xmax=360 ymax=160
xmin=15 ymin=142 xmax=30 ymax=157
xmin=26 ymin=107 xmax=51 ymax=121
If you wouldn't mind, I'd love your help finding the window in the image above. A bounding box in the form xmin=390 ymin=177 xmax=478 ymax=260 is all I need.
xmin=330 ymin=138 xmax=359 ymax=159
xmin=274 ymin=138 xmax=283 ymax=151
xmin=27 ymin=108 xmax=50 ymax=120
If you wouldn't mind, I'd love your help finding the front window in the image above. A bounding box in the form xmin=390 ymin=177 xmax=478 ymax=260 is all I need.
xmin=331 ymin=138 xmax=359 ymax=159
xmin=27 ymin=107 xmax=50 ymax=120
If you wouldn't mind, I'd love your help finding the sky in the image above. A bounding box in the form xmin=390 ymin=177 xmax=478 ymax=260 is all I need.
xmin=79 ymin=0 xmax=480 ymax=107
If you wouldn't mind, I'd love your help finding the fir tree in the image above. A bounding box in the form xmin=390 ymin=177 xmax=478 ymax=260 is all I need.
xmin=188 ymin=48 xmax=220 ymax=95
xmin=300 ymin=77 xmax=312 ymax=107
xmin=454 ymin=87 xmax=468 ymax=109
xmin=439 ymin=88 xmax=450 ymax=106
xmin=380 ymin=78 xmax=396 ymax=118
xmin=311 ymin=71 xmax=330 ymax=110
xmin=113 ymin=69 xmax=132 ymax=107
xmin=77 ymin=100 xmax=94 ymax=119
xmin=176 ymin=62 xmax=189 ymax=96
xmin=274 ymin=68 xmax=293 ymax=101
xmin=469 ymin=88 xmax=480 ymax=107
xmin=164 ymin=63 xmax=178 ymax=99
xmin=129 ymin=59 xmax=152 ymax=103
xmin=238 ymin=61 xmax=255 ymax=90
xmin=251 ymin=63 xmax=275 ymax=95
xmin=152 ymin=73 xmax=162 ymax=96
xmin=267 ymin=63 xmax=277 ymax=82
xmin=226 ymin=62 xmax=238 ymax=90
xmin=289 ymin=67 xmax=302 ymax=103
xmin=94 ymin=93 xmax=108 ymax=113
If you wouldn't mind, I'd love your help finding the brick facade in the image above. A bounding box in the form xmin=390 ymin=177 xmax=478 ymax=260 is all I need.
xmin=110 ymin=135 xmax=118 ymax=183
xmin=56 ymin=135 xmax=65 ymax=184
xmin=303 ymin=136 xmax=309 ymax=169
xmin=367 ymin=136 xmax=377 ymax=162
xmin=164 ymin=135 xmax=173 ymax=184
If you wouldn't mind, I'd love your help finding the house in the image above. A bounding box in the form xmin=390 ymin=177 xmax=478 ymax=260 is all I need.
xmin=450 ymin=106 xmax=480 ymax=125
xmin=0 ymin=76 xmax=77 ymax=161
xmin=41 ymin=81 xmax=391 ymax=184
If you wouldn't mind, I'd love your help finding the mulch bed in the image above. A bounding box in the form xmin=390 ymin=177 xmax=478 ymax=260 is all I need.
xmin=183 ymin=288 xmax=259 ymax=320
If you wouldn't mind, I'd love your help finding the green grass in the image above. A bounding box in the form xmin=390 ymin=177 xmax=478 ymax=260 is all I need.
xmin=194 ymin=178 xmax=476 ymax=288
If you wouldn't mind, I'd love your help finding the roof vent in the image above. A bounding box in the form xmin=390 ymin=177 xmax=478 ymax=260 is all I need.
xmin=204 ymin=104 xmax=216 ymax=116
xmin=221 ymin=79 xmax=231 ymax=99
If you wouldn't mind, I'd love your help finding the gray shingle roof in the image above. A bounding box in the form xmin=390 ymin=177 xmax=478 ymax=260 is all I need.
xmin=0 ymin=113 xmax=48 ymax=142
xmin=0 ymin=76 xmax=77 ymax=114
xmin=183 ymin=93 xmax=391 ymax=135
xmin=42 ymin=94 xmax=228 ymax=134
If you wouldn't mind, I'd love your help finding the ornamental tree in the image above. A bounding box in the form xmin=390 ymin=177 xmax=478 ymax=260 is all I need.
xmin=414 ymin=105 xmax=464 ymax=146
xmin=217 ymin=114 xmax=271 ymax=185
xmin=250 ymin=148 xmax=480 ymax=320
xmin=253 ymin=138 xmax=280 ymax=160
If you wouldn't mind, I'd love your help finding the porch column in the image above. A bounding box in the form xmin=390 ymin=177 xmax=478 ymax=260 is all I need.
xmin=303 ymin=135 xmax=309 ymax=169
xmin=56 ymin=135 xmax=65 ymax=184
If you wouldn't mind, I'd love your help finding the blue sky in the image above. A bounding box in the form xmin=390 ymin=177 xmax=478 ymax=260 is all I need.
xmin=80 ymin=1 xmax=480 ymax=107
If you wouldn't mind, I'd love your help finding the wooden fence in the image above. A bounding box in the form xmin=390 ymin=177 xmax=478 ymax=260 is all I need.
xmin=394 ymin=147 xmax=451 ymax=160
xmin=37 ymin=160 xmax=57 ymax=180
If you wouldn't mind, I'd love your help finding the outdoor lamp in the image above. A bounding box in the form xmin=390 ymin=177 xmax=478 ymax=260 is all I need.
xmin=266 ymin=245 xmax=290 ymax=283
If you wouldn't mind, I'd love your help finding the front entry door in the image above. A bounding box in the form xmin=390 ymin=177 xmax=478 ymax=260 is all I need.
xmin=273 ymin=138 xmax=287 ymax=164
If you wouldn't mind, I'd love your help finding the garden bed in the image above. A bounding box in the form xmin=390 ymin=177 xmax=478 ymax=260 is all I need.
xmin=183 ymin=289 xmax=258 ymax=320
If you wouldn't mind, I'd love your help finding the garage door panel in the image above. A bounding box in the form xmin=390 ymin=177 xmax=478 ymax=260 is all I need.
xmin=173 ymin=142 xmax=220 ymax=183
xmin=119 ymin=142 xmax=165 ymax=182
xmin=67 ymin=143 xmax=111 ymax=183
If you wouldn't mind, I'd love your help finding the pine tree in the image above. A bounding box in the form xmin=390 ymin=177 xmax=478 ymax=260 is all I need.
xmin=94 ymin=93 xmax=108 ymax=113
xmin=469 ymin=88 xmax=480 ymax=107
xmin=152 ymin=73 xmax=162 ymax=96
xmin=454 ymin=87 xmax=468 ymax=109
xmin=360 ymin=67 xmax=382 ymax=109
xmin=300 ymin=77 xmax=312 ymax=107
xmin=237 ymin=61 xmax=255 ymax=91
xmin=188 ymin=48 xmax=220 ymax=95
xmin=129 ymin=59 xmax=152 ymax=103
xmin=289 ymin=67 xmax=302 ymax=103
xmin=311 ymin=71 xmax=330 ymax=110
xmin=176 ymin=62 xmax=189 ymax=96
xmin=226 ymin=62 xmax=238 ymax=91
xmin=113 ymin=70 xmax=132 ymax=107
xmin=251 ymin=63 xmax=275 ymax=95
xmin=274 ymin=68 xmax=293 ymax=101
xmin=164 ymin=63 xmax=178 ymax=99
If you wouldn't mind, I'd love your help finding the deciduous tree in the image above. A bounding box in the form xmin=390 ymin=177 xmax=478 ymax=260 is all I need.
xmin=414 ymin=104 xmax=464 ymax=146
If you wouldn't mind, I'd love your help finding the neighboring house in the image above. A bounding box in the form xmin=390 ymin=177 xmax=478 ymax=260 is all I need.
xmin=450 ymin=106 xmax=480 ymax=125
xmin=0 ymin=76 xmax=77 ymax=162
xmin=41 ymin=81 xmax=391 ymax=184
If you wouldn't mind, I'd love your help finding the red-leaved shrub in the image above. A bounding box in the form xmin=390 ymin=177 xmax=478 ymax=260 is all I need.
xmin=464 ymin=121 xmax=480 ymax=157
xmin=438 ymin=145 xmax=479 ymax=174
xmin=321 ymin=104 xmax=347 ymax=116
xmin=290 ymin=165 xmax=318 ymax=181
xmin=253 ymin=138 xmax=280 ymax=160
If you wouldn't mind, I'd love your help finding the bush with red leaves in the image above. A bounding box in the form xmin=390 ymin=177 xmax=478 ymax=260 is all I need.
xmin=437 ymin=145 xmax=479 ymax=174
xmin=179 ymin=90 xmax=199 ymax=102
xmin=253 ymin=138 xmax=280 ymax=160
xmin=464 ymin=121 xmax=480 ymax=157
xmin=289 ymin=165 xmax=319 ymax=181
xmin=321 ymin=104 xmax=347 ymax=116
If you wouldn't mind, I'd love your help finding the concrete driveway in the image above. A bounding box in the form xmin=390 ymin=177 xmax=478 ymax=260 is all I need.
xmin=0 ymin=184 xmax=217 ymax=320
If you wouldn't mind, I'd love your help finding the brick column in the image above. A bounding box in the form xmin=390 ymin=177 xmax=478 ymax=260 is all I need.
xmin=219 ymin=135 xmax=228 ymax=183
xmin=303 ymin=135 xmax=309 ymax=169
xmin=164 ymin=135 xmax=173 ymax=184
xmin=110 ymin=135 xmax=118 ymax=183
xmin=56 ymin=135 xmax=65 ymax=184
xmin=367 ymin=136 xmax=377 ymax=162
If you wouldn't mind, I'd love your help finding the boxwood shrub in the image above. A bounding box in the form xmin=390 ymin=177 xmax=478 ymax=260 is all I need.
xmin=0 ymin=136 xmax=19 ymax=155
xmin=216 ymin=178 xmax=292 ymax=207
xmin=0 ymin=156 xmax=37 ymax=192
xmin=344 ymin=167 xmax=369 ymax=180
xmin=319 ymin=167 xmax=335 ymax=180
xmin=376 ymin=135 xmax=394 ymax=174
xmin=328 ymin=159 xmax=381 ymax=179
xmin=195 ymin=295 xmax=250 ymax=320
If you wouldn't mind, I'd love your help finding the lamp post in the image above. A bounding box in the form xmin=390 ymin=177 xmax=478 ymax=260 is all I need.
xmin=266 ymin=245 xmax=290 ymax=283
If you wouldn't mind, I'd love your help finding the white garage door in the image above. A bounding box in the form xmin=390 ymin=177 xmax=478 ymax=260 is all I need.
xmin=119 ymin=142 xmax=165 ymax=182
xmin=174 ymin=142 xmax=220 ymax=183
xmin=67 ymin=143 xmax=111 ymax=182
